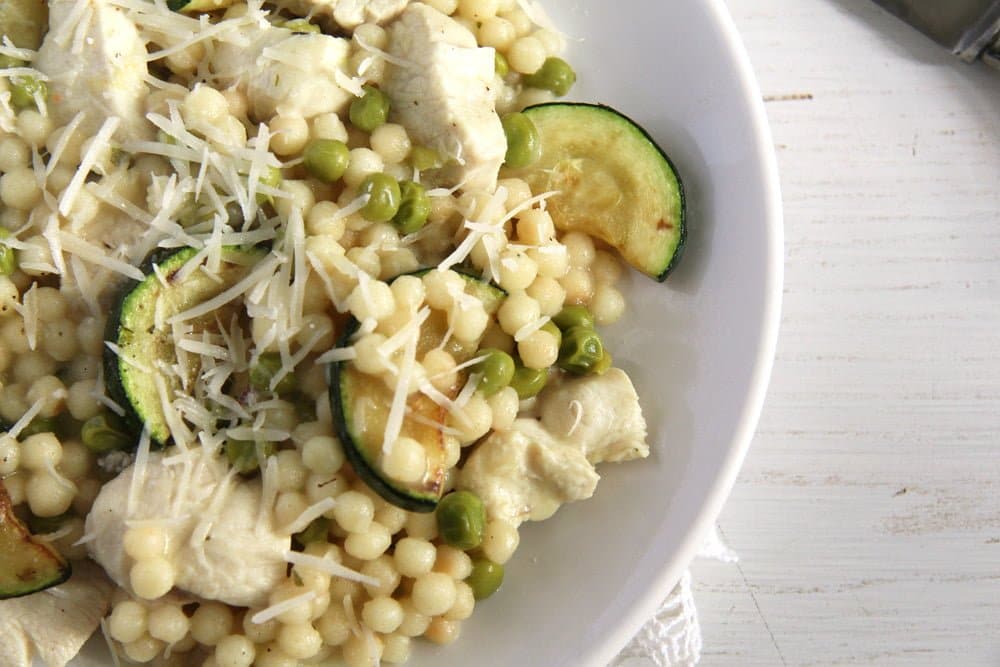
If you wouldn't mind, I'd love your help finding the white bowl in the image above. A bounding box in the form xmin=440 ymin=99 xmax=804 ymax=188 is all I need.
xmin=412 ymin=1 xmax=783 ymax=665
xmin=73 ymin=0 xmax=781 ymax=664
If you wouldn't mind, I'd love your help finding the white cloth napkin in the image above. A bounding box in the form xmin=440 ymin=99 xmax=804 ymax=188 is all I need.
xmin=612 ymin=527 xmax=738 ymax=667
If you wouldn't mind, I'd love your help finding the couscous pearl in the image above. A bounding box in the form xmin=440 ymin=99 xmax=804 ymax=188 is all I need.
xmin=316 ymin=605 xmax=351 ymax=646
xmin=370 ymin=123 xmax=411 ymax=164
xmin=425 ymin=617 xmax=462 ymax=645
xmin=332 ymin=490 xmax=375 ymax=533
xmin=453 ymin=395 xmax=492 ymax=444
xmin=563 ymin=231 xmax=597 ymax=267
xmin=404 ymin=511 xmax=438 ymax=541
xmin=109 ymin=600 xmax=149 ymax=643
xmin=487 ymin=386 xmax=519 ymax=431
xmin=243 ymin=611 xmax=279 ymax=643
xmin=423 ymin=0 xmax=458 ymax=14
xmin=310 ymin=112 xmax=349 ymax=142
xmin=58 ymin=440 xmax=91 ymax=479
xmin=382 ymin=633 xmax=411 ymax=664
xmin=124 ymin=525 xmax=169 ymax=561
xmin=498 ymin=291 xmax=541 ymax=335
xmin=305 ymin=201 xmax=346 ymax=239
xmin=458 ymin=0 xmax=498 ymax=20
xmin=434 ymin=545 xmax=473 ymax=580
xmin=0 ymin=135 xmax=29 ymax=170
xmin=16 ymin=109 xmax=52 ymax=146
xmin=148 ymin=603 xmax=190 ymax=643
xmin=396 ymin=597 xmax=431 ymax=637
xmin=267 ymin=582 xmax=314 ymax=625
xmin=274 ymin=491 xmax=309 ymax=529
xmin=360 ymin=554 xmax=401 ymax=598
xmin=592 ymin=250 xmax=624 ymax=284
xmin=561 ymin=267 xmax=595 ymax=305
xmin=422 ymin=348 xmax=458 ymax=393
xmin=123 ymin=636 xmax=164 ymax=663
xmin=412 ymin=572 xmax=457 ymax=616
xmin=362 ymin=596 xmax=404 ymax=634
xmin=26 ymin=472 xmax=75 ymax=517
xmin=526 ymin=275 xmax=566 ymax=317
xmin=189 ymin=602 xmax=234 ymax=646
xmin=508 ymin=35 xmax=546 ymax=74
xmin=445 ymin=581 xmax=476 ymax=620
xmin=16 ymin=352 xmax=57 ymax=385
xmin=342 ymin=148 xmax=384 ymax=188
xmin=344 ymin=522 xmax=392 ymax=560
xmin=343 ymin=633 xmax=384 ymax=667
xmin=517 ymin=328 xmax=559 ymax=369
xmin=20 ymin=432 xmax=62 ymax=471
xmin=0 ymin=436 xmax=19 ymax=475
xmin=394 ymin=537 xmax=437 ymax=578
xmin=481 ymin=518 xmax=520 ymax=564
xmin=275 ymin=449 xmax=308 ymax=491
xmin=301 ymin=435 xmax=344 ymax=474
xmin=130 ymin=556 xmax=176 ymax=600
xmin=478 ymin=16 xmax=516 ymax=49
xmin=269 ymin=115 xmax=310 ymax=156
xmin=253 ymin=643 xmax=297 ymax=667
xmin=214 ymin=634 xmax=256 ymax=667
xmin=591 ymin=283 xmax=626 ymax=324
xmin=0 ymin=167 xmax=42 ymax=210
xmin=277 ymin=622 xmax=322 ymax=660
xmin=383 ymin=436 xmax=426 ymax=483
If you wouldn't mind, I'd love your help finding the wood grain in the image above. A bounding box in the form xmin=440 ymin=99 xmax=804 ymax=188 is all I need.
xmin=693 ymin=1 xmax=1000 ymax=665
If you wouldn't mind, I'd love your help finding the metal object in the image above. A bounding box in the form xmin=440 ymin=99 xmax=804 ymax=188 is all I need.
xmin=872 ymin=0 xmax=1000 ymax=69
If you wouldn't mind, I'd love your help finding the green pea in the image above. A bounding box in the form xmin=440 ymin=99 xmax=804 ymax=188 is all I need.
xmin=10 ymin=75 xmax=47 ymax=110
xmin=19 ymin=415 xmax=58 ymax=438
xmin=225 ymin=438 xmax=277 ymax=475
xmin=349 ymin=85 xmax=390 ymax=133
xmin=523 ymin=57 xmax=577 ymax=97
xmin=392 ymin=180 xmax=431 ymax=235
xmin=466 ymin=557 xmax=504 ymax=600
xmin=293 ymin=517 xmax=329 ymax=546
xmin=501 ymin=112 xmax=541 ymax=169
xmin=283 ymin=18 xmax=320 ymax=33
xmin=473 ymin=348 xmax=515 ymax=397
xmin=541 ymin=321 xmax=562 ymax=349
xmin=358 ymin=172 xmax=401 ymax=223
xmin=409 ymin=146 xmax=443 ymax=172
xmin=592 ymin=348 xmax=613 ymax=376
xmin=250 ymin=352 xmax=297 ymax=395
xmin=291 ymin=392 xmax=317 ymax=423
xmin=81 ymin=413 xmax=132 ymax=454
xmin=509 ymin=363 xmax=547 ymax=399
xmin=256 ymin=165 xmax=283 ymax=205
xmin=552 ymin=305 xmax=594 ymax=332
xmin=0 ymin=55 xmax=26 ymax=70
xmin=303 ymin=139 xmax=350 ymax=183
xmin=494 ymin=51 xmax=509 ymax=78
xmin=0 ymin=228 xmax=15 ymax=276
xmin=557 ymin=326 xmax=604 ymax=375
xmin=436 ymin=490 xmax=486 ymax=550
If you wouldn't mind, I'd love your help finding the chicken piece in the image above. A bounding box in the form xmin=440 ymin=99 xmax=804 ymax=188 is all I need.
xmin=86 ymin=452 xmax=289 ymax=608
xmin=0 ymin=560 xmax=113 ymax=667
xmin=460 ymin=369 xmax=649 ymax=526
xmin=459 ymin=419 xmax=599 ymax=527
xmin=283 ymin=0 xmax=409 ymax=30
xmin=538 ymin=368 xmax=650 ymax=463
xmin=34 ymin=0 xmax=151 ymax=142
xmin=384 ymin=4 xmax=506 ymax=192
xmin=211 ymin=24 xmax=352 ymax=121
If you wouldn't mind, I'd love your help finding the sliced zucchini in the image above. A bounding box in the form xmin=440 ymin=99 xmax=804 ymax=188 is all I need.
xmin=0 ymin=0 xmax=47 ymax=50
xmin=104 ymin=246 xmax=267 ymax=445
xmin=167 ymin=0 xmax=236 ymax=13
xmin=509 ymin=103 xmax=686 ymax=281
xmin=329 ymin=271 xmax=506 ymax=512
xmin=0 ymin=479 xmax=71 ymax=599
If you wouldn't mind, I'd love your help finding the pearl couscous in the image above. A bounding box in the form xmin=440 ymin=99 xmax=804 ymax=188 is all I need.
xmin=0 ymin=0 xmax=658 ymax=665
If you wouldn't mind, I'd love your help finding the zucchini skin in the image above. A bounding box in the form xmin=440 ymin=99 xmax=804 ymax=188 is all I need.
xmin=102 ymin=249 xmax=178 ymax=446
xmin=328 ymin=319 xmax=438 ymax=514
xmin=103 ymin=245 xmax=269 ymax=447
xmin=328 ymin=268 xmax=507 ymax=513
xmin=522 ymin=102 xmax=687 ymax=282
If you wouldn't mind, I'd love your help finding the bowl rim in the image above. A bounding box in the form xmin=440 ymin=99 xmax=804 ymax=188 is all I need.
xmin=586 ymin=0 xmax=785 ymax=663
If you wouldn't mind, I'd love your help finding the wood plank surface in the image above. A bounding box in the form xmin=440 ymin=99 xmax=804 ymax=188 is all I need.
xmin=692 ymin=1 xmax=1000 ymax=665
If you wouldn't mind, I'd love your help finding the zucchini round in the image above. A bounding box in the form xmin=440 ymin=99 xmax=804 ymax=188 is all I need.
xmin=0 ymin=480 xmax=71 ymax=599
xmin=329 ymin=271 xmax=506 ymax=512
xmin=104 ymin=245 xmax=267 ymax=445
xmin=509 ymin=103 xmax=686 ymax=281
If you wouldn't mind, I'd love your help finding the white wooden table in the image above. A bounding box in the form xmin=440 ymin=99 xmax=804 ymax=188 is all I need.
xmin=692 ymin=1 xmax=1000 ymax=664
